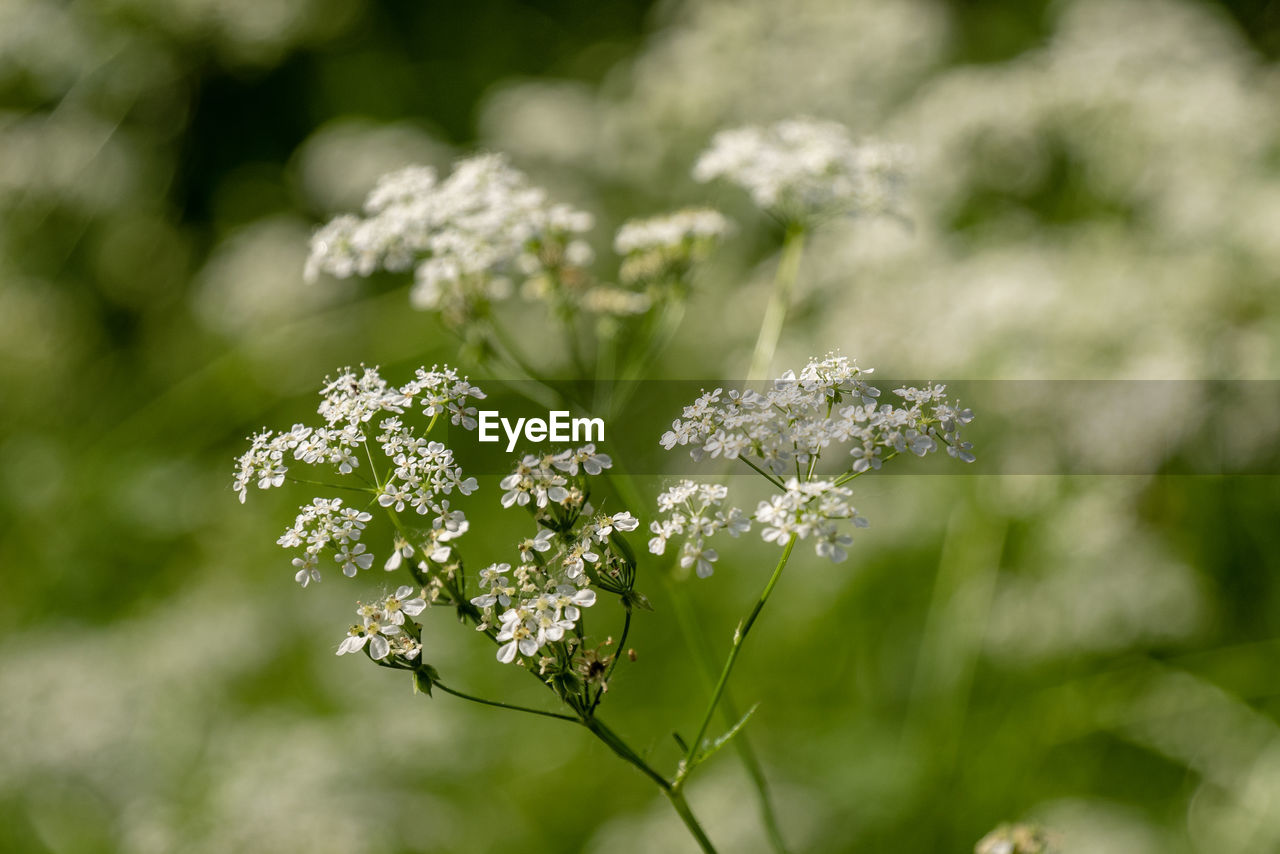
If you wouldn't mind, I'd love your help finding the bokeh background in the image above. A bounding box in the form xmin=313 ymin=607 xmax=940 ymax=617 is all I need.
xmin=3 ymin=0 xmax=1280 ymax=851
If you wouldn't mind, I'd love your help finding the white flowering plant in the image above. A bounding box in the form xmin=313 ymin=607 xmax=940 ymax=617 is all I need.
xmin=236 ymin=117 xmax=976 ymax=853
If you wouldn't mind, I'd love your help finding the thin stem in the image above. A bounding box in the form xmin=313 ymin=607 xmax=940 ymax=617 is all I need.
xmin=581 ymin=718 xmax=717 ymax=851
xmin=738 ymin=456 xmax=787 ymax=490
xmin=434 ymin=681 xmax=578 ymax=722
xmin=748 ymin=226 xmax=807 ymax=382
xmin=432 ymin=671 xmax=718 ymax=850
xmin=484 ymin=315 xmax=545 ymax=384
xmin=582 ymin=717 xmax=670 ymax=790
xmin=664 ymin=788 xmax=720 ymax=854
xmin=563 ymin=310 xmax=591 ymax=379
xmin=682 ymin=535 xmax=798 ymax=770
xmin=285 ymin=477 xmax=375 ymax=494
xmin=611 ymin=297 xmax=687 ymax=416
xmin=589 ymin=606 xmax=632 ymax=714
xmin=665 ymin=574 xmax=790 ymax=853
xmin=833 ymin=451 xmax=899 ymax=486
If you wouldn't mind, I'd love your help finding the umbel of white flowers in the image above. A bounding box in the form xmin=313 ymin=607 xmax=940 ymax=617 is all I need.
xmin=303 ymin=152 xmax=731 ymax=324
xmin=651 ymin=354 xmax=975 ymax=572
xmin=693 ymin=117 xmax=908 ymax=225
xmin=233 ymin=364 xmax=485 ymax=586
xmin=471 ymin=445 xmax=641 ymax=668
xmin=232 ymin=363 xmax=647 ymax=686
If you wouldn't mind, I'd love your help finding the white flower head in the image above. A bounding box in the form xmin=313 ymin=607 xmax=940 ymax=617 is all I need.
xmin=659 ymin=354 xmax=974 ymax=478
xmin=305 ymin=154 xmax=598 ymax=324
xmin=693 ymin=118 xmax=908 ymax=225
xmin=754 ymin=478 xmax=867 ymax=562
xmin=336 ymin=612 xmax=401 ymax=661
xmin=236 ymin=364 xmax=482 ymax=585
xmin=615 ymin=207 xmax=732 ymax=287
xmin=382 ymin=585 xmax=428 ymax=625
xmin=648 ymin=479 xmax=749 ymax=578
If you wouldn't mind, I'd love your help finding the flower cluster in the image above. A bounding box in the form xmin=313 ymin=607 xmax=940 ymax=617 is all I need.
xmin=336 ymin=585 xmax=427 ymax=661
xmin=653 ymin=355 xmax=975 ymax=564
xmin=279 ymin=498 xmax=373 ymax=586
xmin=499 ymin=444 xmax=612 ymax=510
xmin=647 ymin=480 xmax=749 ymax=577
xmin=474 ymin=445 xmax=641 ymax=668
xmin=233 ymin=364 xmax=483 ymax=585
xmin=660 ymin=354 xmax=974 ymax=476
xmin=304 ymin=155 xmax=596 ymax=323
xmin=755 ymin=479 xmax=866 ymax=562
xmin=693 ymin=118 xmax=907 ymax=224
xmin=614 ymin=207 xmax=731 ymax=287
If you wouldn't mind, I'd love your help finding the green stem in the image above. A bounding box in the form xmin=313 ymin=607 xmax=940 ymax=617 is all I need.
xmin=666 ymin=574 xmax=790 ymax=853
xmin=664 ymin=788 xmax=720 ymax=854
xmin=605 ymin=464 xmax=786 ymax=848
xmin=563 ymin=310 xmax=591 ymax=379
xmin=590 ymin=606 xmax=632 ymax=713
xmin=748 ymin=226 xmax=807 ymax=382
xmin=581 ymin=718 xmax=718 ymax=852
xmin=833 ymin=451 xmax=899 ymax=486
xmin=434 ymin=681 xmax=578 ymax=722
xmin=682 ymin=535 xmax=798 ymax=770
xmin=738 ymin=456 xmax=787 ymax=491
xmin=608 ymin=296 xmax=686 ymax=419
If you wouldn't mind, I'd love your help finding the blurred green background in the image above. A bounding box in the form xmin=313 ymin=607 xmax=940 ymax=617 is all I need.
xmin=3 ymin=0 xmax=1280 ymax=852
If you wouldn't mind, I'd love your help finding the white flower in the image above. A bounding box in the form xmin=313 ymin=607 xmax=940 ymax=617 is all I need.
xmin=304 ymin=154 xmax=597 ymax=323
xmin=614 ymin=207 xmax=732 ymax=287
xmin=754 ymin=478 xmax=867 ymax=562
xmin=693 ymin=117 xmax=908 ymax=224
xmin=292 ymin=554 xmax=321 ymax=588
xmin=391 ymin=635 xmax=423 ymax=661
xmin=238 ymin=364 xmax=482 ymax=583
xmin=614 ymin=208 xmax=732 ymax=255
xmin=382 ymin=585 xmax=427 ymax=625
xmin=658 ymin=355 xmax=975 ymax=477
xmin=495 ymin=609 xmax=540 ymax=663
xmin=550 ymin=444 xmax=612 ymax=476
xmin=336 ymin=616 xmax=401 ymax=660
xmin=594 ymin=511 xmax=639 ymax=539
xmin=471 ymin=563 xmax=516 ymax=610
xmin=518 ymin=529 xmax=556 ymax=562
xmin=383 ymin=538 xmax=414 ymax=571
xmin=499 ymin=448 xmax=603 ymax=514
xmin=648 ymin=479 xmax=750 ymax=578
xmin=335 ymin=542 xmax=374 ymax=577
xmin=278 ymin=497 xmax=374 ymax=582
xmin=553 ymin=585 xmax=596 ymax=621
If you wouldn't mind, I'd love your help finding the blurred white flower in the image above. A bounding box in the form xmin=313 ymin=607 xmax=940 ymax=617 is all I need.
xmin=304 ymin=154 xmax=596 ymax=324
xmin=692 ymin=117 xmax=908 ymax=225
